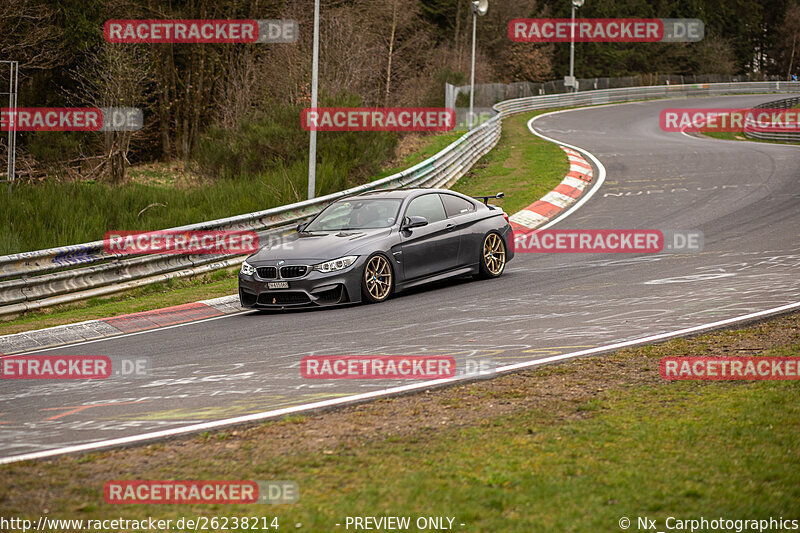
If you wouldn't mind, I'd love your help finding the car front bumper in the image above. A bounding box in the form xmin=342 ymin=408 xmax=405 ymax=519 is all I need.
xmin=238 ymin=262 xmax=365 ymax=310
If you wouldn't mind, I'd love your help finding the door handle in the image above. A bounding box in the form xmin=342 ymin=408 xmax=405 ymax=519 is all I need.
xmin=445 ymin=223 xmax=455 ymax=231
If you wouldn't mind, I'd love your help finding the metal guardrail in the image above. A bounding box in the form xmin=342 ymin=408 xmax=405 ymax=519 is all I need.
xmin=2 ymin=80 xmax=799 ymax=316
xmin=0 ymin=115 xmax=502 ymax=315
xmin=744 ymin=95 xmax=800 ymax=143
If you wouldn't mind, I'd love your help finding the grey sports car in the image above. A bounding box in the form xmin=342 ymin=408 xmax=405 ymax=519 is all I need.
xmin=238 ymin=188 xmax=514 ymax=309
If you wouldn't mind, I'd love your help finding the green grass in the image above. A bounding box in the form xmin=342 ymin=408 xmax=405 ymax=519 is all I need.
xmin=0 ymin=167 xmax=315 ymax=255
xmin=2 ymin=316 xmax=798 ymax=531
xmin=375 ymin=132 xmax=463 ymax=179
xmin=452 ymin=110 xmax=569 ymax=215
xmin=284 ymin=379 xmax=799 ymax=530
xmin=0 ymin=130 xmax=456 ymax=256
xmin=702 ymin=108 xmax=800 ymax=145
xmin=280 ymin=349 xmax=799 ymax=530
xmin=703 ymin=130 xmax=740 ymax=141
xmin=704 ymin=129 xmax=800 ymax=144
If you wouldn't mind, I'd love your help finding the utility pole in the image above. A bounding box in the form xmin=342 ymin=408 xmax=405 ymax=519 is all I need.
xmin=468 ymin=0 xmax=488 ymax=130
xmin=307 ymin=0 xmax=320 ymax=199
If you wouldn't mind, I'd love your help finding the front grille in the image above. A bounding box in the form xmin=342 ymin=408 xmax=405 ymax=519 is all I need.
xmin=256 ymin=266 xmax=277 ymax=279
xmin=257 ymin=292 xmax=311 ymax=305
xmin=280 ymin=265 xmax=308 ymax=278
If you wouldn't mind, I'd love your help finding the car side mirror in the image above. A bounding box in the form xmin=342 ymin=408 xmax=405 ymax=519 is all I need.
xmin=296 ymin=222 xmax=308 ymax=232
xmin=402 ymin=216 xmax=428 ymax=230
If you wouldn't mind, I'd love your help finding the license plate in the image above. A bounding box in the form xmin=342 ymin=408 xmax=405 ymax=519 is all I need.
xmin=268 ymin=281 xmax=289 ymax=289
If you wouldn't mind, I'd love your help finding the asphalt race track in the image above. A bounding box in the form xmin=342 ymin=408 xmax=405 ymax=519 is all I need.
xmin=2 ymin=94 xmax=799 ymax=462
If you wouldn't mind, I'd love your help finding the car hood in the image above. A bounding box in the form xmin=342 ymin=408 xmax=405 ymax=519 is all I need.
xmin=247 ymin=228 xmax=393 ymax=264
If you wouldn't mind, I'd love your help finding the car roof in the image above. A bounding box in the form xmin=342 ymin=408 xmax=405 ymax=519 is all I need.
xmin=353 ymin=188 xmax=475 ymax=201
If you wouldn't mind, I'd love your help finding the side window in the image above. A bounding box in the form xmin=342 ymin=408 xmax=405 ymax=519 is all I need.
xmin=440 ymin=194 xmax=476 ymax=218
xmin=405 ymin=194 xmax=447 ymax=224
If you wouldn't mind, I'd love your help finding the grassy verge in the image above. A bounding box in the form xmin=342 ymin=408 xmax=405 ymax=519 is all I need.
xmin=703 ymin=129 xmax=800 ymax=144
xmin=0 ymin=128 xmax=458 ymax=256
xmin=702 ymin=107 xmax=800 ymax=145
xmin=2 ymin=312 xmax=798 ymax=531
xmin=375 ymin=131 xmax=463 ymax=179
xmin=452 ymin=110 xmax=569 ymax=215
xmin=702 ymin=130 xmax=741 ymax=141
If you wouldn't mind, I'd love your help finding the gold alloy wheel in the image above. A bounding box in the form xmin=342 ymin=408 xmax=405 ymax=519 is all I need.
xmin=365 ymin=255 xmax=392 ymax=301
xmin=483 ymin=233 xmax=506 ymax=276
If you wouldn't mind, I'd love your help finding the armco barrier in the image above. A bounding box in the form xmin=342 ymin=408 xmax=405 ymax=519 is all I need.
xmin=0 ymin=117 xmax=502 ymax=315
xmin=1 ymin=81 xmax=799 ymax=316
xmin=744 ymin=95 xmax=800 ymax=143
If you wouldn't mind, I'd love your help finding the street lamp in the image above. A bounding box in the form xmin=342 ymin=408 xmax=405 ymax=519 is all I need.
xmin=307 ymin=0 xmax=321 ymax=199
xmin=567 ymin=0 xmax=584 ymax=92
xmin=468 ymin=0 xmax=488 ymax=130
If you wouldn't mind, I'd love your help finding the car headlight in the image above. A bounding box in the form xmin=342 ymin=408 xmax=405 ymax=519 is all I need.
xmin=240 ymin=261 xmax=256 ymax=276
xmin=313 ymin=255 xmax=357 ymax=273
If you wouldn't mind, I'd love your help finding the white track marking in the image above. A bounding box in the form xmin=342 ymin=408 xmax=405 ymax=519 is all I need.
xmin=1 ymin=300 xmax=798 ymax=464
xmin=526 ymin=111 xmax=607 ymax=229
xmin=0 ymin=101 xmax=794 ymax=464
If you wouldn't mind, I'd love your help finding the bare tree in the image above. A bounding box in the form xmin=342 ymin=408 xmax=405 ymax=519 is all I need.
xmin=776 ymin=3 xmax=800 ymax=79
xmin=694 ymin=35 xmax=737 ymax=76
xmin=260 ymin=0 xmax=315 ymax=107
xmin=371 ymin=0 xmax=432 ymax=107
xmin=213 ymin=47 xmax=272 ymax=130
xmin=67 ymin=44 xmax=153 ymax=183
xmin=500 ymin=43 xmax=553 ymax=83
xmin=0 ymin=0 xmax=64 ymax=70
xmin=319 ymin=5 xmax=383 ymax=104
xmin=384 ymin=0 xmax=399 ymax=107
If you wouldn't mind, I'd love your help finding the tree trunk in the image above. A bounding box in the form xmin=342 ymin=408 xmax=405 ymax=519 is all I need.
xmin=384 ymin=0 xmax=398 ymax=107
xmin=454 ymin=0 xmax=462 ymax=69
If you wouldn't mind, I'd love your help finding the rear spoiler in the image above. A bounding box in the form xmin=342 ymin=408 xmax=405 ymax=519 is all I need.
xmin=472 ymin=192 xmax=504 ymax=207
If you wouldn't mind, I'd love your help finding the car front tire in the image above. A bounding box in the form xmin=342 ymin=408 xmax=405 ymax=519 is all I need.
xmin=361 ymin=253 xmax=394 ymax=303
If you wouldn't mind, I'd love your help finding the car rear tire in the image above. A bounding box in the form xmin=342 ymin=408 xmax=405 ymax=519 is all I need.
xmin=361 ymin=254 xmax=393 ymax=303
xmin=478 ymin=232 xmax=507 ymax=279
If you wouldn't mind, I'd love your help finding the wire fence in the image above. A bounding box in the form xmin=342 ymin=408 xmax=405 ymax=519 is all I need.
xmin=446 ymin=73 xmax=789 ymax=109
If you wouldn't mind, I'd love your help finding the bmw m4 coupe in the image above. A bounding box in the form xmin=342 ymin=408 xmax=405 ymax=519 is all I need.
xmin=238 ymin=188 xmax=514 ymax=309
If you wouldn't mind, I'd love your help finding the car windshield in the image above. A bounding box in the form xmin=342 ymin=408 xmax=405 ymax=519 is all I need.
xmin=305 ymin=198 xmax=402 ymax=231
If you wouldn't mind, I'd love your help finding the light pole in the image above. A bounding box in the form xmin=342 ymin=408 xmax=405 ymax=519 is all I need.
xmin=567 ymin=0 xmax=584 ymax=92
xmin=468 ymin=0 xmax=488 ymax=130
xmin=307 ymin=0 xmax=320 ymax=199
